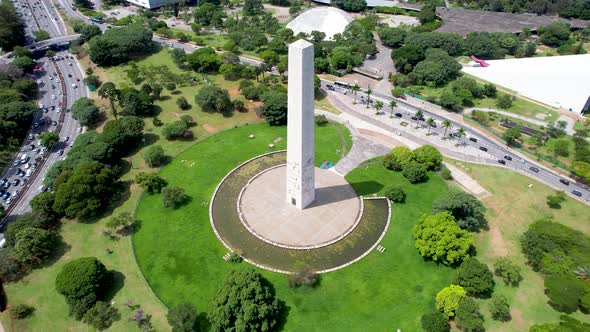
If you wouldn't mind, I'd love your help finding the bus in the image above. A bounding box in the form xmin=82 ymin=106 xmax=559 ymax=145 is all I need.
xmin=90 ymin=17 xmax=103 ymax=23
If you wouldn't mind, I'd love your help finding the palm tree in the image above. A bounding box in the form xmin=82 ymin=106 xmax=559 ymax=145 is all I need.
xmin=98 ymin=82 xmax=119 ymax=120
xmin=415 ymin=110 xmax=424 ymax=126
xmin=352 ymin=84 xmax=360 ymax=103
xmin=389 ymin=100 xmax=397 ymax=118
xmin=442 ymin=119 xmax=453 ymax=137
xmin=365 ymin=85 xmax=372 ymax=109
xmin=375 ymin=100 xmax=383 ymax=115
xmin=426 ymin=117 xmax=435 ymax=133
xmin=574 ymin=266 xmax=590 ymax=281
xmin=456 ymin=127 xmax=466 ymax=143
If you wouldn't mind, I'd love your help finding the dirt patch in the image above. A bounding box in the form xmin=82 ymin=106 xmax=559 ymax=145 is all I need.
xmin=489 ymin=225 xmax=509 ymax=257
xmin=227 ymin=87 xmax=239 ymax=98
xmin=247 ymin=100 xmax=263 ymax=112
xmin=516 ymin=292 xmax=528 ymax=302
xmin=510 ymin=308 xmax=526 ymax=329
xmin=202 ymin=123 xmax=217 ymax=133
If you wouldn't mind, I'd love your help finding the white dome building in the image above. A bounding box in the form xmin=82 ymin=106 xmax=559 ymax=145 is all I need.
xmin=286 ymin=7 xmax=354 ymax=40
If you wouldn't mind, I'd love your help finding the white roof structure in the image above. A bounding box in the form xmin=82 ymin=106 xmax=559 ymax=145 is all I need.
xmin=286 ymin=7 xmax=354 ymax=40
xmin=462 ymin=54 xmax=590 ymax=114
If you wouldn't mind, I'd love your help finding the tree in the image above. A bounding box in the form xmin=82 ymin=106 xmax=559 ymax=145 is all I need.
xmin=455 ymin=297 xmax=484 ymax=331
xmin=496 ymin=94 xmax=513 ymax=109
xmin=374 ymin=100 xmax=383 ymax=114
xmin=383 ymin=146 xmax=415 ymax=171
xmin=194 ymin=86 xmax=232 ymax=114
xmin=413 ymin=212 xmax=473 ymax=265
xmin=493 ymin=257 xmax=522 ymax=286
xmin=456 ymin=127 xmax=466 ymax=143
xmin=0 ymin=0 xmax=26 ymax=51
xmin=546 ymin=190 xmax=567 ymax=208
xmin=166 ymin=82 xmax=176 ymax=92
xmin=539 ymin=23 xmax=572 ymax=47
xmin=101 ymin=116 xmax=145 ymax=156
xmin=55 ymin=257 xmax=109 ymax=319
xmin=98 ymin=82 xmax=119 ymax=119
xmin=261 ymin=90 xmax=288 ymax=126
xmin=436 ymin=285 xmax=467 ymax=317
xmin=12 ymin=56 xmax=35 ymax=72
xmin=548 ymin=138 xmax=571 ymax=157
xmin=243 ymin=0 xmax=263 ymax=15
xmin=384 ymin=186 xmax=406 ymax=203
xmin=83 ymin=301 xmax=120 ymax=331
xmin=79 ymin=24 xmax=102 ymax=43
xmin=30 ymin=191 xmax=59 ymax=221
xmin=333 ymin=0 xmax=367 ymax=12
xmin=432 ymin=191 xmax=486 ymax=231
xmin=208 ymin=269 xmax=281 ymax=331
xmin=426 ymin=117 xmax=436 ymax=133
xmin=162 ymin=121 xmax=190 ymax=140
xmin=544 ymin=275 xmax=585 ymax=313
xmin=365 ymin=85 xmax=372 ymax=109
xmin=119 ymin=88 xmax=154 ymax=116
xmin=187 ymin=47 xmax=221 ymax=73
xmin=379 ymin=27 xmax=407 ymax=48
xmin=420 ymin=310 xmax=450 ymax=332
xmin=89 ymin=24 xmax=154 ymax=66
xmin=105 ymin=212 xmax=133 ymax=231
xmin=71 ymin=97 xmax=100 ymax=127
xmin=490 ymin=295 xmax=511 ymax=321
xmin=452 ymin=258 xmax=495 ymax=297
xmin=52 ymin=162 xmax=119 ymax=220
xmin=530 ymin=315 xmax=590 ymax=331
xmin=162 ymin=186 xmax=187 ymax=208
xmin=135 ymin=172 xmax=167 ymax=193
xmin=352 ymin=84 xmax=360 ymax=103
xmin=10 ymin=304 xmax=35 ymax=320
xmin=143 ymin=145 xmax=165 ymax=167
xmin=442 ymin=119 xmax=453 ymax=137
xmin=39 ymin=131 xmax=60 ymax=148
xmin=288 ymin=267 xmax=319 ymax=288
xmin=414 ymin=145 xmax=442 ymax=170
xmin=167 ymin=302 xmax=197 ymax=332
xmin=12 ymin=227 xmax=56 ymax=265
xmin=503 ymin=127 xmax=522 ymax=145
xmin=33 ymin=30 xmax=50 ymax=41
xmin=402 ymin=161 xmax=427 ymax=183
xmin=176 ymin=96 xmax=190 ymax=110
xmin=388 ymin=100 xmax=397 ymax=118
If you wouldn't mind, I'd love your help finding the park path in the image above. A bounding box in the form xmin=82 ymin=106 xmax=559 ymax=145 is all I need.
xmin=333 ymin=135 xmax=390 ymax=175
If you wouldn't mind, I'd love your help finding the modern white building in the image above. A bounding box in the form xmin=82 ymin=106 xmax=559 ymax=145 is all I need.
xmin=462 ymin=54 xmax=590 ymax=115
xmin=125 ymin=0 xmax=177 ymax=9
xmin=286 ymin=7 xmax=353 ymax=40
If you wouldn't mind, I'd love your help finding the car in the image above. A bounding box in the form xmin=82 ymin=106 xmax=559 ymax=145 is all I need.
xmin=48 ymin=76 xmax=52 ymax=80
xmin=67 ymin=73 xmax=72 ymax=77
xmin=39 ymin=103 xmax=44 ymax=109
xmin=5 ymin=196 xmax=13 ymax=204
xmin=71 ymin=83 xmax=77 ymax=89
xmin=2 ymin=192 xmax=10 ymax=200
xmin=21 ymin=178 xmax=26 ymax=186
xmin=468 ymin=137 xmax=477 ymax=142
xmin=69 ymin=142 xmax=74 ymax=147
xmin=51 ymin=84 xmax=55 ymax=89
xmin=64 ymin=136 xmax=69 ymax=141
xmin=31 ymin=163 xmax=37 ymax=170
xmin=411 ymin=116 xmax=418 ymax=121
xmin=12 ymin=179 xmax=19 ymax=186
xmin=33 ymin=121 xmax=39 ymax=128
xmin=25 ymin=169 xmax=32 ymax=177
xmin=38 ymin=185 xmax=46 ymax=192
xmin=2 ymin=182 xmax=10 ymax=189
xmin=16 ymin=167 xmax=22 ymax=174
xmin=69 ymin=63 xmax=72 ymax=66
xmin=572 ymin=190 xmax=582 ymax=197
xmin=35 ymin=148 xmax=41 ymax=154
xmin=56 ymin=107 xmax=61 ymax=113
xmin=43 ymin=108 xmax=48 ymax=113
xmin=395 ymin=113 xmax=402 ymax=118
xmin=25 ymin=162 xmax=31 ymax=169
xmin=504 ymin=155 xmax=512 ymax=161
xmin=0 ymin=179 xmax=6 ymax=185
xmin=51 ymin=94 xmax=56 ymax=100
xmin=58 ymin=90 xmax=62 ymax=95
xmin=517 ymin=158 xmax=525 ymax=164
xmin=77 ymin=127 xmax=82 ymax=133
xmin=58 ymin=149 xmax=64 ymax=156
xmin=559 ymin=179 xmax=570 ymax=185
xmin=13 ymin=159 xmax=19 ymax=166
xmin=52 ymin=120 xmax=57 ymax=126
xmin=497 ymin=159 xmax=506 ymax=165
xmin=56 ymin=78 xmax=60 ymax=83
xmin=394 ymin=131 xmax=401 ymax=136
xmin=529 ymin=166 xmax=539 ymax=173
xmin=76 ymin=78 xmax=80 ymax=82
xmin=479 ymin=146 xmax=488 ymax=152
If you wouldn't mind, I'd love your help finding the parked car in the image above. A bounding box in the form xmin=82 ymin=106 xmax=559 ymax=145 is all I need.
xmin=559 ymin=179 xmax=570 ymax=185
xmin=572 ymin=190 xmax=582 ymax=197
xmin=395 ymin=113 xmax=402 ymax=118
xmin=479 ymin=146 xmax=488 ymax=152
xmin=529 ymin=166 xmax=539 ymax=173
xmin=497 ymin=159 xmax=506 ymax=165
xmin=504 ymin=155 xmax=512 ymax=161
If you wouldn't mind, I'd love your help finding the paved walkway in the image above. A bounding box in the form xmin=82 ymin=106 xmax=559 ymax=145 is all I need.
xmin=334 ymin=134 xmax=390 ymax=175
xmin=443 ymin=162 xmax=490 ymax=198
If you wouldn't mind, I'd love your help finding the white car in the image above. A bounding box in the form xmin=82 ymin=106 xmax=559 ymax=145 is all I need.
xmin=77 ymin=127 xmax=82 ymax=133
xmin=50 ymin=94 xmax=56 ymax=100
xmin=39 ymin=103 xmax=44 ymax=109
xmin=56 ymin=78 xmax=61 ymax=83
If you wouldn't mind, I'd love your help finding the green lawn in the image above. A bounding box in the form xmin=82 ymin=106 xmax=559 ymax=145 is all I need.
xmin=133 ymin=126 xmax=454 ymax=332
xmin=446 ymin=159 xmax=590 ymax=331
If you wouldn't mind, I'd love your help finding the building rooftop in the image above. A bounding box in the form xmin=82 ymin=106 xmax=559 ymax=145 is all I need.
xmin=286 ymin=7 xmax=354 ymax=39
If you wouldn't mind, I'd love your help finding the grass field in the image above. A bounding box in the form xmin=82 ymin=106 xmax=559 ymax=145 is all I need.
xmin=133 ymin=135 xmax=454 ymax=331
xmin=446 ymin=159 xmax=590 ymax=330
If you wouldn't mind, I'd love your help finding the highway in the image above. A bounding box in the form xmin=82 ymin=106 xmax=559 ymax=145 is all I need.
xmin=322 ymin=81 xmax=590 ymax=204
xmin=1 ymin=0 xmax=86 ymax=225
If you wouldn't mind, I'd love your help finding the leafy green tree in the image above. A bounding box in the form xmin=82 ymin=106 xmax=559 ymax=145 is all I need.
xmin=98 ymin=82 xmax=119 ymax=119
xmin=82 ymin=301 xmax=120 ymax=330
xmin=544 ymin=275 xmax=585 ymax=313
xmin=12 ymin=56 xmax=35 ymax=72
xmin=52 ymin=162 xmax=119 ymax=220
xmin=105 ymin=212 xmax=133 ymax=231
xmin=39 ymin=131 xmax=60 ymax=148
xmin=167 ymin=302 xmax=197 ymax=332
xmin=546 ymin=190 xmax=567 ymax=208
xmin=402 ymin=161 xmax=427 ymax=183
xmin=489 ymin=294 xmax=511 ymax=321
xmin=143 ymin=145 xmax=165 ymax=167
xmin=261 ymin=90 xmax=288 ymax=126
xmin=55 ymin=257 xmax=109 ymax=320
xmin=243 ymin=0 xmax=263 ymax=15
xmin=548 ymin=138 xmax=571 ymax=157
xmin=12 ymin=227 xmax=56 ymax=265
xmin=436 ymin=285 xmax=466 ymax=317
xmin=135 ymin=172 xmax=167 ymax=193
xmin=452 ymin=258 xmax=495 ymax=297
xmin=455 ymin=297 xmax=484 ymax=331
xmin=493 ymin=257 xmax=522 ymax=286
xmin=414 ymin=145 xmax=442 ymax=170
xmin=101 ymin=116 xmax=145 ymax=156
xmin=195 ymin=86 xmax=232 ymax=114
xmin=329 ymin=46 xmax=362 ymax=70
xmin=208 ymin=269 xmax=281 ymax=331
xmin=88 ymin=24 xmax=154 ymax=66
xmin=391 ymin=45 xmax=424 ymax=73
xmin=33 ymin=30 xmax=50 ymax=41
xmin=79 ymin=24 xmax=102 ymax=43
xmin=383 ymin=146 xmax=415 ymax=171
xmin=530 ymin=315 xmax=590 ymax=331
xmin=162 ymin=121 xmax=189 ymax=140
xmin=503 ymin=127 xmax=522 ymax=145
xmin=30 ymin=192 xmax=58 ymax=220
xmin=539 ymin=23 xmax=572 ymax=47
xmin=162 ymin=186 xmax=187 ymax=208
xmin=0 ymin=0 xmax=26 ymax=51
xmin=176 ymin=96 xmax=190 ymax=110
xmin=118 ymin=88 xmax=154 ymax=116
xmin=496 ymin=94 xmax=513 ymax=109
xmin=187 ymin=47 xmax=221 ymax=73
xmin=440 ymin=166 xmax=453 ymax=180
xmin=384 ymin=186 xmax=406 ymax=203
xmin=333 ymin=0 xmax=367 ymax=12
xmin=413 ymin=212 xmax=473 ymax=265
xmin=71 ymin=97 xmax=100 ymax=127
xmin=379 ymin=27 xmax=407 ymax=48
xmin=432 ymin=191 xmax=486 ymax=231
xmin=420 ymin=310 xmax=450 ymax=332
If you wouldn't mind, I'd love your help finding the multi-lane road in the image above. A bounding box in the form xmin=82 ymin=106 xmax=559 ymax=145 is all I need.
xmin=1 ymin=0 xmax=87 ymax=224
xmin=323 ymin=81 xmax=590 ymax=203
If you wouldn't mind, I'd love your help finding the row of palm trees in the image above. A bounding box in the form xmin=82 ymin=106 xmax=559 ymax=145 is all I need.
xmin=349 ymin=83 xmax=468 ymax=142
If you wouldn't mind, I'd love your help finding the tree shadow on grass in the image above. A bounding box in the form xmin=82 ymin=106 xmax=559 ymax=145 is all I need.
xmin=195 ymin=312 xmax=211 ymax=332
xmin=39 ymin=235 xmax=71 ymax=269
xmin=103 ymin=270 xmax=126 ymax=303
xmin=346 ymin=180 xmax=384 ymax=196
xmin=158 ymin=95 xmax=171 ymax=102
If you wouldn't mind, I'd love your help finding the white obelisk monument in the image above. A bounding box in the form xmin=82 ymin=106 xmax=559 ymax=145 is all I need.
xmin=286 ymin=39 xmax=315 ymax=209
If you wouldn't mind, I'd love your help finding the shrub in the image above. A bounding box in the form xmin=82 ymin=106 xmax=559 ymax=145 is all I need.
xmin=152 ymin=117 xmax=163 ymax=126
xmin=143 ymin=145 xmax=165 ymax=167
xmin=455 ymin=297 xmax=484 ymax=331
xmin=414 ymin=145 xmax=442 ymax=170
xmin=420 ymin=310 xmax=450 ymax=332
xmin=402 ymin=161 xmax=427 ymax=183
xmin=82 ymin=301 xmax=120 ymax=330
xmin=162 ymin=186 xmax=187 ymax=208
xmin=176 ymin=96 xmax=190 ymax=110
xmin=167 ymin=302 xmax=197 ymax=332
xmin=489 ymin=294 xmax=511 ymax=321
xmin=384 ymin=186 xmax=406 ymax=203
xmin=436 ymin=284 xmax=466 ymax=317
xmin=439 ymin=165 xmax=452 ymax=180
xmin=432 ymin=191 xmax=486 ymax=232
xmin=314 ymin=115 xmax=329 ymax=126
xmin=288 ymin=267 xmax=319 ymax=288
xmin=10 ymin=304 xmax=35 ymax=319
xmin=493 ymin=257 xmax=522 ymax=286
xmin=162 ymin=120 xmax=188 ymax=140
xmin=452 ymin=258 xmax=495 ymax=297
xmin=413 ymin=212 xmax=473 ymax=265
